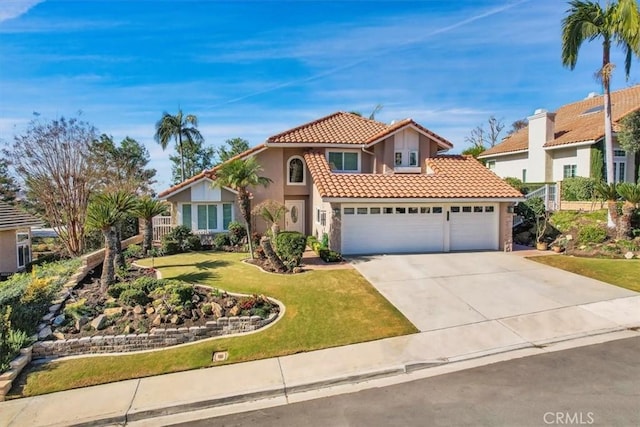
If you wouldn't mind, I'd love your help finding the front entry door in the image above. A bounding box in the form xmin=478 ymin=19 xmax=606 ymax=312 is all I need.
xmin=284 ymin=200 xmax=305 ymax=234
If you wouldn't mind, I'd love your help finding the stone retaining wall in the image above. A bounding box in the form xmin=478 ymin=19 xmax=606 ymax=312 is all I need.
xmin=32 ymin=313 xmax=278 ymax=359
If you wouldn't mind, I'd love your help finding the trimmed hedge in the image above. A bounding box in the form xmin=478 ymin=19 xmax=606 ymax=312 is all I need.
xmin=307 ymin=235 xmax=342 ymax=263
xmin=275 ymin=232 xmax=307 ymax=270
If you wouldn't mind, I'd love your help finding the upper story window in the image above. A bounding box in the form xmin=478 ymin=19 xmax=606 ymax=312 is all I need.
xmin=328 ymin=151 xmax=359 ymax=172
xmin=563 ymin=164 xmax=577 ymax=178
xmin=287 ymin=156 xmax=305 ymax=185
xmin=487 ymin=160 xmax=496 ymax=170
xmin=394 ymin=129 xmax=419 ymax=168
xmin=614 ymin=149 xmax=626 ymax=158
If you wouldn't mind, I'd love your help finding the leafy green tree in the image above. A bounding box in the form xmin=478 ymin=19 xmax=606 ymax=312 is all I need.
xmin=5 ymin=116 xmax=98 ymax=256
xmin=562 ymin=0 xmax=640 ymax=185
xmin=216 ymin=138 xmax=250 ymax=165
xmin=594 ymin=181 xmax=620 ymax=231
xmin=462 ymin=145 xmax=486 ymax=163
xmin=0 ymin=159 xmax=19 ymax=204
xmin=170 ymin=138 xmax=215 ymax=184
xmin=86 ymin=191 xmax=136 ymax=291
xmin=89 ymin=134 xmax=156 ymax=194
xmin=154 ymin=110 xmax=204 ymax=182
xmin=616 ymin=182 xmax=640 ymax=238
xmin=213 ymin=157 xmax=272 ymax=259
xmin=132 ymin=197 xmax=168 ymax=255
xmin=618 ymin=110 xmax=640 ymax=182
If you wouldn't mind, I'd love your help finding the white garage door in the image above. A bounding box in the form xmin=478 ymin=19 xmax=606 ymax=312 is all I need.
xmin=341 ymin=203 xmax=499 ymax=255
xmin=449 ymin=204 xmax=499 ymax=251
xmin=342 ymin=205 xmax=445 ymax=255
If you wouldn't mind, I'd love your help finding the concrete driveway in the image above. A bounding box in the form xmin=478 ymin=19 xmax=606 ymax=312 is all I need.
xmin=351 ymin=252 xmax=638 ymax=339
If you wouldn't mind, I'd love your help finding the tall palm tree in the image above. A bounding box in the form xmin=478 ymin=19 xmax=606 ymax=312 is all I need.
xmin=616 ymin=182 xmax=640 ymax=238
xmin=154 ymin=110 xmax=204 ymax=182
xmin=562 ymin=0 xmax=640 ymax=188
xmin=132 ymin=196 xmax=168 ymax=255
xmin=213 ymin=157 xmax=272 ymax=259
xmin=86 ymin=191 xmax=137 ymax=291
xmin=594 ymin=181 xmax=620 ymax=231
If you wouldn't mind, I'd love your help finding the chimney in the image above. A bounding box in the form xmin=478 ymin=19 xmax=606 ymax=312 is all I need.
xmin=527 ymin=108 xmax=556 ymax=182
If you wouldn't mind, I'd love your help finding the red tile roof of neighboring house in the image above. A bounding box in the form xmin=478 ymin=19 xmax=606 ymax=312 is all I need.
xmin=481 ymin=85 xmax=640 ymax=157
xmin=266 ymin=112 xmax=454 ymax=148
xmin=304 ymin=151 xmax=522 ymax=199
xmin=0 ymin=201 xmax=42 ymax=231
xmin=158 ymin=144 xmax=266 ymax=198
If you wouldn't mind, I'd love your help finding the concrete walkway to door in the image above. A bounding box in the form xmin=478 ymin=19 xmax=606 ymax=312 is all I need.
xmin=350 ymin=252 xmax=638 ymax=343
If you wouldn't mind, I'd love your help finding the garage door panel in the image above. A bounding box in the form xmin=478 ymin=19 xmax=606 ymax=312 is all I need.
xmin=450 ymin=204 xmax=498 ymax=251
xmin=342 ymin=209 xmax=444 ymax=255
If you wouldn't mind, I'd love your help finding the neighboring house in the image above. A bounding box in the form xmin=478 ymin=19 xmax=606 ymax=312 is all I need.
xmin=0 ymin=201 xmax=42 ymax=277
xmin=159 ymin=112 xmax=522 ymax=255
xmin=479 ymin=85 xmax=640 ymax=183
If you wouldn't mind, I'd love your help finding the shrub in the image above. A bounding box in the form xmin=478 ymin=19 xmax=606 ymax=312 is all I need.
xmin=161 ymin=225 xmax=201 ymax=254
xmin=275 ymin=231 xmax=307 ymax=270
xmin=319 ymin=248 xmax=342 ymax=263
xmin=562 ymin=177 xmax=597 ymax=201
xmin=187 ymin=234 xmax=202 ymax=251
xmin=515 ymin=196 xmax=545 ymax=222
xmin=123 ymin=244 xmax=143 ymax=259
xmin=151 ymin=281 xmax=194 ymax=312
xmin=504 ymin=177 xmax=525 ymax=193
xmin=131 ymin=277 xmax=164 ymax=294
xmin=201 ymin=303 xmax=213 ymax=316
xmin=577 ymin=225 xmax=607 ymax=244
xmin=228 ymin=221 xmax=246 ymax=246
xmin=64 ymin=298 xmax=90 ymax=320
xmin=118 ymin=288 xmax=149 ymax=307
xmin=213 ymin=233 xmax=231 ymax=250
xmin=161 ymin=239 xmax=181 ymax=255
xmin=321 ymin=233 xmax=329 ymax=248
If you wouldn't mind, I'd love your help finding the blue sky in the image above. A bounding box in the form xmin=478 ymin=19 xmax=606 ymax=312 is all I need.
xmin=1 ymin=0 xmax=638 ymax=192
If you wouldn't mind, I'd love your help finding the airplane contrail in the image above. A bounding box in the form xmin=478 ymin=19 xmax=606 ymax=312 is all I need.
xmin=215 ymin=0 xmax=531 ymax=107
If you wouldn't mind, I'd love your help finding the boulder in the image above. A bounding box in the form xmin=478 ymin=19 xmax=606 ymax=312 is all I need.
xmin=229 ymin=305 xmax=240 ymax=317
xmin=169 ymin=314 xmax=182 ymax=325
xmin=191 ymin=309 xmax=200 ymax=320
xmin=211 ymin=302 xmax=223 ymax=318
xmin=104 ymin=307 xmax=124 ymax=317
xmin=52 ymin=331 xmax=65 ymax=340
xmin=52 ymin=314 xmax=65 ymax=327
xmin=133 ymin=305 xmax=144 ymax=315
xmin=38 ymin=327 xmax=52 ymax=340
xmin=90 ymin=314 xmax=107 ymax=330
xmin=225 ymin=299 xmax=236 ymax=309
xmin=124 ymin=325 xmax=134 ymax=334
xmin=624 ymin=251 xmax=634 ymax=260
xmin=152 ymin=315 xmax=162 ymax=326
xmin=146 ymin=307 xmax=155 ymax=315
xmin=75 ymin=315 xmax=89 ymax=331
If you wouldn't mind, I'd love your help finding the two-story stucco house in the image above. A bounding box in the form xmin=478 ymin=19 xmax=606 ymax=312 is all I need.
xmin=159 ymin=112 xmax=522 ymax=255
xmin=0 ymin=201 xmax=41 ymax=277
xmin=479 ymin=85 xmax=640 ymax=184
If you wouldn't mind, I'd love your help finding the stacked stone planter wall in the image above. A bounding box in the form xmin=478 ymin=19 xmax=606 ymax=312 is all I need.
xmin=0 ymin=347 xmax=32 ymax=401
xmin=32 ymin=312 xmax=278 ymax=359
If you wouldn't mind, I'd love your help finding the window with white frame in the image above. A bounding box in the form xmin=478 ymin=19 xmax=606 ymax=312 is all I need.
xmin=563 ymin=164 xmax=577 ymax=178
xmin=487 ymin=160 xmax=496 ymax=170
xmin=287 ymin=156 xmax=305 ymax=185
xmin=394 ymin=130 xmax=419 ymax=168
xmin=16 ymin=232 xmax=30 ymax=269
xmin=328 ymin=152 xmax=358 ymax=172
xmin=181 ymin=203 xmax=233 ymax=231
xmin=613 ymin=150 xmax=627 ymax=183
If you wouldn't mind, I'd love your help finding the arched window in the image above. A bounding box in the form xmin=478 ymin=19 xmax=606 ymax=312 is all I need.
xmin=288 ymin=156 xmax=305 ymax=185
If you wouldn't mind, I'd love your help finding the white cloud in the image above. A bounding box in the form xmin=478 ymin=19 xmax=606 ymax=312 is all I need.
xmin=0 ymin=0 xmax=44 ymax=23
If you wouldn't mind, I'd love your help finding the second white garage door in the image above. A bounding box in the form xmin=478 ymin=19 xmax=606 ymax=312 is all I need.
xmin=341 ymin=203 xmax=498 ymax=255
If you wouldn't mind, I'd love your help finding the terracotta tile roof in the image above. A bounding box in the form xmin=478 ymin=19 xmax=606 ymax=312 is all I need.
xmin=0 ymin=201 xmax=42 ymax=231
xmin=266 ymin=112 xmax=453 ymax=148
xmin=158 ymin=144 xmax=266 ymax=198
xmin=304 ymin=151 xmax=522 ymax=199
xmin=481 ymin=85 xmax=640 ymax=157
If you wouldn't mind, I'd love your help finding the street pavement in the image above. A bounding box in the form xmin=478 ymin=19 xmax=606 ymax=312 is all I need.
xmin=180 ymin=337 xmax=640 ymax=427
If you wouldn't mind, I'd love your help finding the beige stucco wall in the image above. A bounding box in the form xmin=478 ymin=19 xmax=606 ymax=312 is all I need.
xmin=0 ymin=230 xmax=17 ymax=273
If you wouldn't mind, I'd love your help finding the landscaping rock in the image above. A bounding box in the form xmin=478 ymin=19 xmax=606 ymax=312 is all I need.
xmin=225 ymin=299 xmax=236 ymax=309
xmin=124 ymin=325 xmax=134 ymax=334
xmin=42 ymin=312 xmax=54 ymax=323
xmin=53 ymin=314 xmax=65 ymax=326
xmin=38 ymin=326 xmax=52 ymax=340
xmin=91 ymin=314 xmax=107 ymax=330
xmin=104 ymin=307 xmax=124 ymax=317
xmin=53 ymin=331 xmax=65 ymax=340
xmin=169 ymin=314 xmax=181 ymax=325
xmin=48 ymin=303 xmax=61 ymax=313
xmin=293 ymin=267 xmax=303 ymax=274
xmin=211 ymin=302 xmax=223 ymax=318
xmin=146 ymin=307 xmax=155 ymax=315
xmin=133 ymin=305 xmax=144 ymax=315
xmin=191 ymin=309 xmax=200 ymax=320
xmin=75 ymin=315 xmax=89 ymax=331
xmin=229 ymin=305 xmax=240 ymax=317
xmin=152 ymin=315 xmax=162 ymax=326
xmin=624 ymin=251 xmax=634 ymax=259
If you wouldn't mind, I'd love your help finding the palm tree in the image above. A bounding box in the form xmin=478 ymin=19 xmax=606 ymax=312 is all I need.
xmin=252 ymin=199 xmax=287 ymax=238
xmin=616 ymin=182 xmax=640 ymax=238
xmin=154 ymin=110 xmax=204 ymax=182
xmin=561 ymin=0 xmax=640 ymax=188
xmin=132 ymin=196 xmax=168 ymax=255
xmin=594 ymin=181 xmax=620 ymax=232
xmin=86 ymin=191 xmax=136 ymax=292
xmin=213 ymin=157 xmax=272 ymax=259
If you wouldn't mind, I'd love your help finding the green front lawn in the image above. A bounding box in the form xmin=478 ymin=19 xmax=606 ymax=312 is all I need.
xmin=16 ymin=252 xmax=417 ymax=397
xmin=530 ymin=255 xmax=640 ymax=292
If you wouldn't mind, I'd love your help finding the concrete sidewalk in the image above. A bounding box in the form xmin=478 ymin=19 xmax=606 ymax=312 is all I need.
xmin=1 ymin=294 xmax=639 ymax=427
